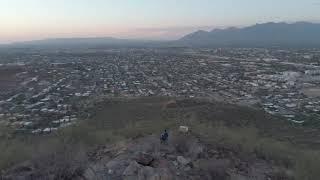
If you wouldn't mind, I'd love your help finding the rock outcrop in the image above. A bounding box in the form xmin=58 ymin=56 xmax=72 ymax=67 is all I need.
xmin=2 ymin=133 xmax=279 ymax=180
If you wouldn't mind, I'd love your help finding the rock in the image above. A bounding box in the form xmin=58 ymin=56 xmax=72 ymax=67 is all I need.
xmin=123 ymin=161 xmax=142 ymax=176
xmin=135 ymin=152 xmax=154 ymax=166
xmin=150 ymin=159 xmax=171 ymax=169
xmin=230 ymin=174 xmax=250 ymax=180
xmin=105 ymin=159 xmax=129 ymax=175
xmin=173 ymin=161 xmax=178 ymax=167
xmin=166 ymin=155 xmax=176 ymax=161
xmin=150 ymin=168 xmax=173 ymax=180
xmin=138 ymin=166 xmax=155 ymax=180
xmin=177 ymin=156 xmax=191 ymax=166
xmin=138 ymin=167 xmax=172 ymax=180
xmin=160 ymin=152 xmax=166 ymax=157
xmin=184 ymin=166 xmax=191 ymax=171
xmin=208 ymin=149 xmax=219 ymax=157
xmin=11 ymin=165 xmax=33 ymax=174
xmin=108 ymin=169 xmax=113 ymax=174
xmin=189 ymin=144 xmax=204 ymax=159
xmin=8 ymin=161 xmax=34 ymax=174
xmin=115 ymin=148 xmax=127 ymax=157
xmin=84 ymin=163 xmax=113 ymax=180
xmin=179 ymin=126 xmax=189 ymax=133
xmin=83 ymin=169 xmax=97 ymax=180
xmin=2 ymin=162 xmax=35 ymax=180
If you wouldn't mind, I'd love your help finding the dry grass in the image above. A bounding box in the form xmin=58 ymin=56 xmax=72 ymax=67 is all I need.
xmin=1 ymin=97 xmax=320 ymax=180
xmin=191 ymin=122 xmax=320 ymax=180
xmin=0 ymin=139 xmax=33 ymax=171
xmin=0 ymin=111 xmax=177 ymax=172
xmin=294 ymin=151 xmax=320 ymax=180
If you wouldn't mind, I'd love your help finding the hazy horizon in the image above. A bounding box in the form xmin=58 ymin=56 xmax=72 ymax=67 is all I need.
xmin=1 ymin=0 xmax=320 ymax=44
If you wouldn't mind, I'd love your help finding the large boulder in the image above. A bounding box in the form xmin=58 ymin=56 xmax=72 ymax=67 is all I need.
xmin=177 ymin=156 xmax=191 ymax=166
xmin=134 ymin=152 xmax=154 ymax=166
xmin=105 ymin=159 xmax=130 ymax=175
xmin=138 ymin=166 xmax=155 ymax=180
xmin=138 ymin=167 xmax=173 ymax=180
xmin=188 ymin=144 xmax=205 ymax=159
xmin=83 ymin=163 xmax=106 ymax=180
xmin=179 ymin=126 xmax=189 ymax=133
xmin=149 ymin=168 xmax=173 ymax=180
xmin=123 ymin=161 xmax=142 ymax=176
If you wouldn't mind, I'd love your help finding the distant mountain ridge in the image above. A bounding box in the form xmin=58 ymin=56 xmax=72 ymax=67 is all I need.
xmin=8 ymin=37 xmax=163 ymax=48
xmin=4 ymin=22 xmax=320 ymax=48
xmin=178 ymin=22 xmax=320 ymax=47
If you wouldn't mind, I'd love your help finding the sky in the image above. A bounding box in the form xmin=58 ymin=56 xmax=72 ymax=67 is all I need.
xmin=0 ymin=0 xmax=320 ymax=43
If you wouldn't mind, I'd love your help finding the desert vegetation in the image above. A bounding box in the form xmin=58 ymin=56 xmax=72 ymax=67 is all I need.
xmin=1 ymin=97 xmax=320 ymax=180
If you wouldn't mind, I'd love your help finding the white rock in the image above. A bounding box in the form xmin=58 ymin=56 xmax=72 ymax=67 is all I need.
xmin=43 ymin=128 xmax=51 ymax=133
xmin=177 ymin=156 xmax=190 ymax=166
xmin=173 ymin=161 xmax=178 ymax=167
xmin=179 ymin=126 xmax=189 ymax=133
xmin=32 ymin=129 xmax=42 ymax=134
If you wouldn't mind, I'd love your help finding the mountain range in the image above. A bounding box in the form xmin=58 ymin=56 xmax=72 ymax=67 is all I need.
xmin=4 ymin=22 xmax=320 ymax=48
xmin=8 ymin=37 xmax=161 ymax=48
xmin=177 ymin=22 xmax=320 ymax=47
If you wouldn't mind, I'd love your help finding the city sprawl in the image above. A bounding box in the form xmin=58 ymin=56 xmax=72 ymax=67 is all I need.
xmin=1 ymin=48 xmax=320 ymax=133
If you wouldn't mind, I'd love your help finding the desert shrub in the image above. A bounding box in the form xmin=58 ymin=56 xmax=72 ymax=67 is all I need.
xmin=269 ymin=168 xmax=294 ymax=180
xmin=254 ymin=139 xmax=296 ymax=167
xmin=192 ymin=123 xmax=259 ymax=154
xmin=195 ymin=159 xmax=231 ymax=180
xmin=294 ymin=151 xmax=320 ymax=180
xmin=0 ymin=140 xmax=32 ymax=170
xmin=0 ymin=112 xmax=177 ymax=172
xmin=192 ymin=122 xmax=320 ymax=180
xmin=115 ymin=119 xmax=177 ymax=139
xmin=1 ymin=97 xmax=320 ymax=180
xmin=57 ymin=124 xmax=122 ymax=146
xmin=0 ymin=132 xmax=89 ymax=179
xmin=32 ymin=143 xmax=88 ymax=180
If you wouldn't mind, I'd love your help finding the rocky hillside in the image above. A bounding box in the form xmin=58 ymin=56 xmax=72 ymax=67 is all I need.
xmin=2 ymin=133 xmax=289 ymax=180
xmin=1 ymin=97 xmax=320 ymax=180
xmin=86 ymin=133 xmax=285 ymax=180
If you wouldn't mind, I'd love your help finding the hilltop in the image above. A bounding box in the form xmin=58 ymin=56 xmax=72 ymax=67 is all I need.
xmin=1 ymin=97 xmax=320 ymax=180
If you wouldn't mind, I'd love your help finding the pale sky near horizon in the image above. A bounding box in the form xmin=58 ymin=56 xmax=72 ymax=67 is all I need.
xmin=0 ymin=0 xmax=320 ymax=43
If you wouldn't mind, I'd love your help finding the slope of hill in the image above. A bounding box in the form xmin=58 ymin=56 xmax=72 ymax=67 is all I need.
xmin=178 ymin=22 xmax=320 ymax=47
xmin=1 ymin=97 xmax=320 ymax=179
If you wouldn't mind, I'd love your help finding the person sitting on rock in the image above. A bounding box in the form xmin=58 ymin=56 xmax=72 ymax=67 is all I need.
xmin=160 ymin=129 xmax=169 ymax=144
